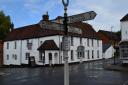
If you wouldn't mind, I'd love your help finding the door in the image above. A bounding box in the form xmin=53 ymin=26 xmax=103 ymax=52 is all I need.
xmin=49 ymin=53 xmax=52 ymax=66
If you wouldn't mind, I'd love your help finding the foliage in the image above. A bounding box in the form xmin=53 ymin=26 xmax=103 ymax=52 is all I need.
xmin=0 ymin=11 xmax=12 ymax=40
xmin=115 ymin=30 xmax=121 ymax=37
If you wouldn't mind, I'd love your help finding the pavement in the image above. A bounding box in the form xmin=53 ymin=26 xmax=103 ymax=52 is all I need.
xmin=104 ymin=64 xmax=128 ymax=72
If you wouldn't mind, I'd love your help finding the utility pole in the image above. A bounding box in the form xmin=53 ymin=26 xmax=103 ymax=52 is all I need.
xmin=62 ymin=0 xmax=69 ymax=85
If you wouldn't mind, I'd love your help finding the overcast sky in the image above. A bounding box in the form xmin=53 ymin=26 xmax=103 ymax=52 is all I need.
xmin=0 ymin=0 xmax=128 ymax=31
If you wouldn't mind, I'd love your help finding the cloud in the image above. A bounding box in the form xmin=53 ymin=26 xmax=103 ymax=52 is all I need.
xmin=67 ymin=0 xmax=128 ymax=31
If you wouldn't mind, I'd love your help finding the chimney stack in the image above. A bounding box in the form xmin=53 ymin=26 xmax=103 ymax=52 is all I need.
xmin=42 ymin=11 xmax=49 ymax=21
xmin=10 ymin=22 xmax=14 ymax=31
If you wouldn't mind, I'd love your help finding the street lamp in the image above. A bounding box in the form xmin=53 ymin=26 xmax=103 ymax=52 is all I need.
xmin=62 ymin=0 xmax=69 ymax=85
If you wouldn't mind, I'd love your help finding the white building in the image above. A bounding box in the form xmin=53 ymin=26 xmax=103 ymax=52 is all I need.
xmin=3 ymin=14 xmax=103 ymax=66
xmin=119 ymin=13 xmax=128 ymax=64
xmin=103 ymin=44 xmax=115 ymax=59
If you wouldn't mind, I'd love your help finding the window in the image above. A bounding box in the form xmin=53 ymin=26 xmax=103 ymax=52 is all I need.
xmin=7 ymin=55 xmax=9 ymax=60
xmin=97 ymin=50 xmax=99 ymax=58
xmin=26 ymin=53 xmax=30 ymax=60
xmin=77 ymin=52 xmax=80 ymax=59
xmin=15 ymin=55 xmax=17 ymax=60
xmin=87 ymin=39 xmax=89 ymax=46
xmin=14 ymin=41 xmax=17 ymax=49
xmin=92 ymin=50 xmax=94 ymax=59
xmin=13 ymin=54 xmax=17 ymax=60
xmin=27 ymin=40 xmax=32 ymax=50
xmin=87 ymin=50 xmax=90 ymax=59
xmin=7 ymin=42 xmax=9 ymax=49
xmin=39 ymin=53 xmax=44 ymax=60
xmin=97 ymin=40 xmax=99 ymax=47
xmin=40 ymin=41 xmax=43 ymax=44
xmin=71 ymin=50 xmax=74 ymax=60
xmin=71 ymin=36 xmax=74 ymax=46
xmin=92 ymin=39 xmax=94 ymax=47
xmin=80 ymin=38 xmax=82 ymax=45
xmin=126 ymin=31 xmax=127 ymax=35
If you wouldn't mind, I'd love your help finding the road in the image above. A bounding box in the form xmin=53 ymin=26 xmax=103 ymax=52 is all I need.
xmin=0 ymin=60 xmax=128 ymax=85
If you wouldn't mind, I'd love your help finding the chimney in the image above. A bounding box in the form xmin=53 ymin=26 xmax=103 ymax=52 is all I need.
xmin=42 ymin=12 xmax=49 ymax=21
xmin=10 ymin=22 xmax=14 ymax=31
xmin=56 ymin=16 xmax=63 ymax=23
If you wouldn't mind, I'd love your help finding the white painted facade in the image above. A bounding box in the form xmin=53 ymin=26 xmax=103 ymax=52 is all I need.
xmin=103 ymin=46 xmax=115 ymax=59
xmin=4 ymin=35 xmax=103 ymax=65
xmin=121 ymin=21 xmax=128 ymax=41
xmin=120 ymin=16 xmax=128 ymax=64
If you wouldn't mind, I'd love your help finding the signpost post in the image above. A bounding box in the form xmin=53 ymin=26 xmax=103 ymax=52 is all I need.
xmin=62 ymin=1 xmax=97 ymax=85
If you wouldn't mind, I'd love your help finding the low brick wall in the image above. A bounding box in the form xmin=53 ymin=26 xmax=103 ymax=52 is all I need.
xmin=0 ymin=41 xmax=3 ymax=66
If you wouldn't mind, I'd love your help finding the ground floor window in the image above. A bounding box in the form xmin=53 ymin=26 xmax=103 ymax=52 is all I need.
xmin=7 ymin=55 xmax=9 ymax=60
xmin=97 ymin=50 xmax=99 ymax=58
xmin=26 ymin=53 xmax=30 ymax=60
xmin=87 ymin=50 xmax=90 ymax=59
xmin=71 ymin=50 xmax=74 ymax=60
xmin=92 ymin=50 xmax=94 ymax=59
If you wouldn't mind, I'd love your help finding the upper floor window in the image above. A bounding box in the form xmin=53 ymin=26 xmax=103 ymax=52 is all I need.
xmin=14 ymin=41 xmax=17 ymax=49
xmin=71 ymin=36 xmax=74 ymax=46
xmin=87 ymin=39 xmax=89 ymax=46
xmin=97 ymin=40 xmax=99 ymax=47
xmin=7 ymin=42 xmax=9 ymax=49
xmin=80 ymin=37 xmax=82 ymax=45
xmin=27 ymin=40 xmax=32 ymax=50
xmin=92 ymin=39 xmax=94 ymax=47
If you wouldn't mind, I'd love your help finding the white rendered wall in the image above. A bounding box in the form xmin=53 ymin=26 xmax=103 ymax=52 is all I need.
xmin=121 ymin=21 xmax=128 ymax=41
xmin=4 ymin=35 xmax=103 ymax=65
xmin=103 ymin=46 xmax=115 ymax=59
xmin=4 ymin=41 xmax=21 ymax=65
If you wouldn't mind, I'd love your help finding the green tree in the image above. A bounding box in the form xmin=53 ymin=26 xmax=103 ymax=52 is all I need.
xmin=0 ymin=11 xmax=12 ymax=40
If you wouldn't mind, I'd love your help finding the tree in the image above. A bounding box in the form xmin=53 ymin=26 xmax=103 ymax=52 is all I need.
xmin=0 ymin=11 xmax=12 ymax=40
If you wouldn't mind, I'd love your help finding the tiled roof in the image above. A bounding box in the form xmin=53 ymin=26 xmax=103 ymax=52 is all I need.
xmin=37 ymin=40 xmax=59 ymax=50
xmin=103 ymin=43 xmax=111 ymax=53
xmin=4 ymin=24 xmax=63 ymax=41
xmin=98 ymin=30 xmax=120 ymax=41
xmin=120 ymin=14 xmax=128 ymax=21
xmin=69 ymin=22 xmax=100 ymax=39
xmin=4 ymin=22 xmax=100 ymax=41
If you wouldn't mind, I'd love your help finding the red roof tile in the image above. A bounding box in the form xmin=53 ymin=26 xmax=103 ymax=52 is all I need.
xmin=4 ymin=22 xmax=100 ymax=41
xmin=37 ymin=40 xmax=59 ymax=50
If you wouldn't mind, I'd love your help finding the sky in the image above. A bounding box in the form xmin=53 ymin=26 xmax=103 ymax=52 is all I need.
xmin=0 ymin=0 xmax=128 ymax=32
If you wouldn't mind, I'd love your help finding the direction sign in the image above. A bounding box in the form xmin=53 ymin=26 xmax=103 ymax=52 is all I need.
xmin=39 ymin=21 xmax=82 ymax=34
xmin=68 ymin=11 xmax=97 ymax=23
xmin=52 ymin=11 xmax=97 ymax=23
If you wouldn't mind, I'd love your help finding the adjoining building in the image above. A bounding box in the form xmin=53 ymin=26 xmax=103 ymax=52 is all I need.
xmin=97 ymin=30 xmax=120 ymax=59
xmin=0 ymin=40 xmax=3 ymax=66
xmin=3 ymin=14 xmax=103 ymax=66
xmin=119 ymin=14 xmax=128 ymax=64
